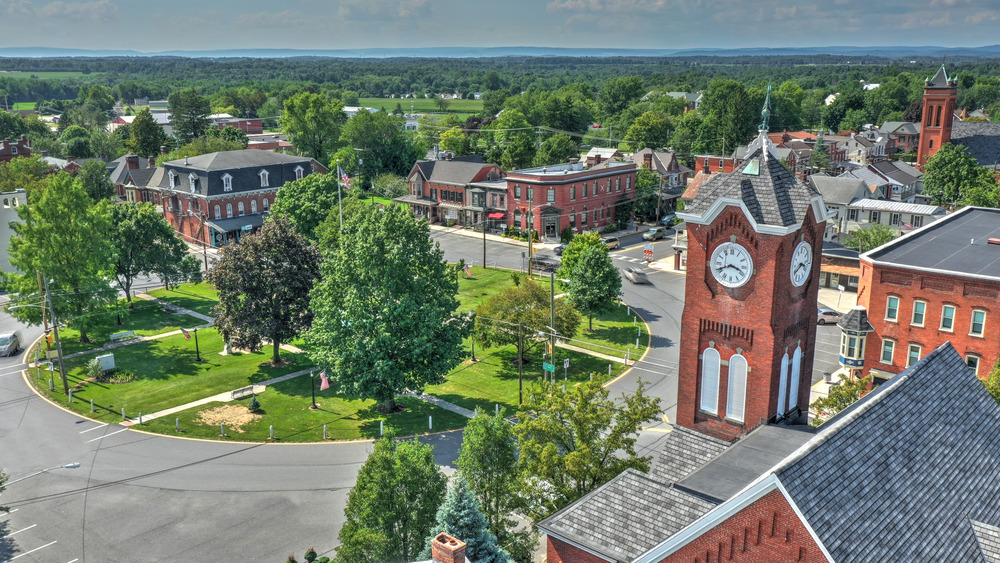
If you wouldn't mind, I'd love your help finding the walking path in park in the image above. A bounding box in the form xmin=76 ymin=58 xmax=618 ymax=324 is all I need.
xmin=38 ymin=288 xmax=639 ymax=429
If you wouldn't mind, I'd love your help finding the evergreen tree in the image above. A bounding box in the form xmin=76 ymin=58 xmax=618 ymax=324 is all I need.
xmin=128 ymin=107 xmax=168 ymax=157
xmin=168 ymin=89 xmax=211 ymax=144
xmin=420 ymin=475 xmax=512 ymax=563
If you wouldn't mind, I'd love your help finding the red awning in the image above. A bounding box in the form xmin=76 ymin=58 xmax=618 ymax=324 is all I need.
xmin=487 ymin=212 xmax=505 ymax=219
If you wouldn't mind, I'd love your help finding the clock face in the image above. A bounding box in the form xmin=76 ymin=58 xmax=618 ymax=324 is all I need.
xmin=710 ymin=242 xmax=753 ymax=288
xmin=790 ymin=241 xmax=813 ymax=287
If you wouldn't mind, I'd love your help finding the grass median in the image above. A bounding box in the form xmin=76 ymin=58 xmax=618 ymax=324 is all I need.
xmin=52 ymin=298 xmax=204 ymax=357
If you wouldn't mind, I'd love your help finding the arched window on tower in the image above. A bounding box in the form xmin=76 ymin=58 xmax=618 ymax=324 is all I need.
xmin=700 ymin=347 xmax=721 ymax=415
xmin=926 ymin=105 xmax=933 ymax=126
xmin=936 ymin=105 xmax=943 ymax=127
xmin=778 ymin=352 xmax=790 ymax=416
xmin=726 ymin=354 xmax=747 ymax=423
xmin=788 ymin=346 xmax=803 ymax=414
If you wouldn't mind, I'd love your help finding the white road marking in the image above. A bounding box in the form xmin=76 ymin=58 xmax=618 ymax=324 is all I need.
xmin=0 ymin=367 xmax=26 ymax=378
xmin=84 ymin=427 xmax=128 ymax=444
xmin=79 ymin=423 xmax=113 ymax=434
xmin=11 ymin=541 xmax=57 ymax=559
xmin=9 ymin=524 xmax=37 ymax=535
xmin=0 ymin=508 xmax=18 ymax=518
xmin=66 ymin=559 xmax=79 ymax=563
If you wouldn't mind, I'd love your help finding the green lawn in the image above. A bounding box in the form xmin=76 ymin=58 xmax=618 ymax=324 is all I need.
xmin=359 ymin=97 xmax=483 ymax=115
xmin=568 ymin=303 xmax=649 ymax=357
xmin=12 ymin=102 xmax=36 ymax=110
xmin=138 ymin=391 xmax=468 ymax=442
xmin=456 ymin=266 xmax=517 ymax=311
xmin=53 ymin=299 xmax=204 ymax=356
xmin=147 ymin=283 xmax=219 ymax=317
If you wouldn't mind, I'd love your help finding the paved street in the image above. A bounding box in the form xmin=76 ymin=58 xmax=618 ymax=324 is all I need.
xmin=0 ymin=227 xmax=845 ymax=561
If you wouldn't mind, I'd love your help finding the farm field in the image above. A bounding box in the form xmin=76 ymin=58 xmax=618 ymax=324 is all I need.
xmin=358 ymin=97 xmax=482 ymax=114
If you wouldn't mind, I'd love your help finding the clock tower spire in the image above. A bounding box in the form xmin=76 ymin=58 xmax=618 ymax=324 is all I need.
xmin=675 ymin=125 xmax=827 ymax=441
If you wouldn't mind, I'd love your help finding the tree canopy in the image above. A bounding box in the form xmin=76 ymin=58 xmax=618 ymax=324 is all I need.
xmin=168 ymin=88 xmax=212 ymax=144
xmin=568 ymin=243 xmax=623 ymax=330
xmin=922 ymin=143 xmax=999 ymax=207
xmin=110 ymin=202 xmax=187 ymax=305
xmin=473 ymin=279 xmax=581 ymax=361
xmin=127 ymin=107 xmax=168 ymax=157
xmin=281 ymin=92 xmax=347 ymax=161
xmin=307 ymin=205 xmax=467 ymax=412
xmin=842 ymin=223 xmax=896 ymax=253
xmin=419 ymin=475 xmax=512 ymax=563
xmin=268 ymin=172 xmax=342 ymax=243
xmin=208 ymin=217 xmax=320 ymax=363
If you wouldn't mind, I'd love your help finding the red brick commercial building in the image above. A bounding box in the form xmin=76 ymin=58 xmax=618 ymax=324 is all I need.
xmin=857 ymin=206 xmax=1000 ymax=382
xmin=505 ymin=160 xmax=636 ymax=239
xmin=398 ymin=155 xmax=504 ymax=227
xmin=0 ymin=135 xmax=31 ymax=163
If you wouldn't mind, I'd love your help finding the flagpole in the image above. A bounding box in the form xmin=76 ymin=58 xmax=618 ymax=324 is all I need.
xmin=194 ymin=328 xmax=201 ymax=362
xmin=310 ymin=370 xmax=317 ymax=409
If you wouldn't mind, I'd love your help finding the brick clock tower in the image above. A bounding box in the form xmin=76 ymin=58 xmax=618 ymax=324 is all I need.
xmin=917 ymin=65 xmax=957 ymax=168
xmin=676 ymin=114 xmax=827 ymax=441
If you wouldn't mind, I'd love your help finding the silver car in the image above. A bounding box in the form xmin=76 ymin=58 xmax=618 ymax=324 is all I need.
xmin=623 ymin=267 xmax=649 ymax=284
xmin=817 ymin=308 xmax=843 ymax=325
xmin=0 ymin=330 xmax=22 ymax=357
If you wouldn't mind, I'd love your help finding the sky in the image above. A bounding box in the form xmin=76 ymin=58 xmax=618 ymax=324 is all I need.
xmin=1 ymin=0 xmax=999 ymax=52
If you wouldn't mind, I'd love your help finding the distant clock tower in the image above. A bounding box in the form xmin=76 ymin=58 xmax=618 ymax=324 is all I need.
xmin=917 ymin=64 xmax=957 ymax=168
xmin=675 ymin=92 xmax=827 ymax=441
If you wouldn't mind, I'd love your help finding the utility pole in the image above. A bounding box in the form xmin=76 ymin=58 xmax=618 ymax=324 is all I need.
xmin=43 ymin=276 xmax=69 ymax=396
xmin=482 ymin=217 xmax=487 ymax=269
xmin=527 ymin=208 xmax=533 ymax=279
xmin=550 ymin=271 xmax=556 ymax=371
xmin=518 ymin=322 xmax=524 ymax=405
xmin=36 ymin=271 xmax=51 ymax=356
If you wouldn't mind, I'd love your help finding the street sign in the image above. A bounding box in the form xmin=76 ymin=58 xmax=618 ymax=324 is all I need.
xmin=242 ymin=225 xmax=253 ymax=232
xmin=542 ymin=362 xmax=555 ymax=373
xmin=643 ymin=243 xmax=654 ymax=252
xmin=563 ymin=358 xmax=570 ymax=369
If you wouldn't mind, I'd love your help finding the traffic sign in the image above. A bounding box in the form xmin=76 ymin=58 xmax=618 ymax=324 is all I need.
xmin=542 ymin=362 xmax=555 ymax=373
xmin=563 ymin=358 xmax=570 ymax=369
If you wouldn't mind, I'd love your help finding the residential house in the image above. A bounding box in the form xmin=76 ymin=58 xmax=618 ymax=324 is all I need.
xmin=808 ymin=174 xmax=884 ymax=241
xmin=693 ymin=155 xmax=738 ymax=174
xmin=878 ymin=121 xmax=921 ymax=155
xmin=630 ymin=148 xmax=691 ymax=215
xmin=839 ymin=160 xmax=922 ymax=203
xmin=664 ymin=91 xmax=703 ymax=111
xmin=130 ymin=150 xmax=322 ymax=248
xmin=840 ymin=132 xmax=886 ymax=165
xmin=108 ymin=114 xmax=136 ymax=133
xmin=0 ymin=135 xmax=31 ymax=163
xmin=397 ymin=155 xmax=504 ymax=227
xmin=585 ymin=147 xmax=623 ymax=167
xmin=0 ymin=189 xmax=27 ymax=273
xmin=109 ymin=153 xmax=155 ymax=202
xmin=506 ymin=160 xmax=636 ymax=239
xmin=246 ymin=133 xmax=293 ymax=152
xmin=539 ymin=341 xmax=1000 ymax=562
xmin=819 ymin=241 xmax=862 ymax=292
xmin=859 ymin=206 xmax=1000 ymax=383
xmin=843 ymin=198 xmax=946 ymax=236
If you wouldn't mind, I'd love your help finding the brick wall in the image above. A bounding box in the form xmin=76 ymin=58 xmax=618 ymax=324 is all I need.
xmin=546 ymin=536 xmax=613 ymax=563
xmin=506 ymin=167 xmax=636 ymax=234
xmin=917 ymin=86 xmax=956 ymax=167
xmin=658 ymin=489 xmax=826 ymax=563
xmin=858 ymin=261 xmax=999 ymax=379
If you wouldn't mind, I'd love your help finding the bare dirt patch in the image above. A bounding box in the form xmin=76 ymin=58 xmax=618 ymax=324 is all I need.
xmin=197 ymin=404 xmax=261 ymax=433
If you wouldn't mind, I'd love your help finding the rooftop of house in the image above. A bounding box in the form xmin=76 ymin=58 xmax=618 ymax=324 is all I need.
xmin=950 ymin=121 xmax=1000 ymax=167
xmin=863 ymin=206 xmax=1000 ymax=279
xmin=164 ymin=149 xmax=313 ymax=171
xmin=808 ymin=174 xmax=869 ymax=205
xmin=879 ymin=121 xmax=921 ymax=136
xmin=412 ymin=156 xmax=495 ymax=186
xmin=846 ymin=198 xmax=945 ymax=216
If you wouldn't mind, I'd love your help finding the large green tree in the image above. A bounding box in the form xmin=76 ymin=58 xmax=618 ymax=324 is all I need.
xmin=514 ymin=377 xmax=661 ymax=520
xmin=281 ymin=92 xmax=347 ymax=161
xmin=336 ymin=110 xmax=425 ymax=188
xmin=168 ymin=89 xmax=212 ymax=144
xmin=335 ymin=434 xmax=447 ymax=563
xmin=110 ymin=202 xmax=187 ymax=305
xmin=533 ymin=133 xmax=579 ymax=167
xmin=89 ymin=129 xmax=123 ymax=160
xmin=60 ymin=125 xmax=92 ymax=158
xmin=922 ymin=143 xmax=998 ymax=207
xmin=597 ymin=76 xmax=645 ymax=118
xmin=208 ymin=218 xmax=320 ymax=364
xmin=473 ymin=279 xmax=581 ymax=362
xmin=7 ymin=173 xmax=116 ymax=343
xmin=632 ymin=166 xmax=662 ymax=222
xmin=268 ymin=172 xmax=341 ymax=243
xmin=842 ymin=223 xmax=896 ymax=253
xmin=555 ymin=232 xmax=605 ymax=280
xmin=127 ymin=107 xmax=168 ymax=157
xmin=699 ymin=79 xmax=757 ymax=155
xmin=78 ymin=159 xmax=114 ymax=202
xmin=0 ymin=154 xmax=49 ymax=197
xmin=810 ymin=375 xmax=871 ymax=426
xmin=419 ymin=476 xmax=512 ymax=563
xmin=568 ymin=244 xmax=622 ymax=330
xmin=624 ymin=110 xmax=672 ymax=151
xmin=457 ymin=410 xmax=520 ymax=538
xmin=307 ymin=205 xmax=467 ymax=412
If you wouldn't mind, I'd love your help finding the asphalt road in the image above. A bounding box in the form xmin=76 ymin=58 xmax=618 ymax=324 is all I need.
xmin=0 ymin=228 xmax=840 ymax=562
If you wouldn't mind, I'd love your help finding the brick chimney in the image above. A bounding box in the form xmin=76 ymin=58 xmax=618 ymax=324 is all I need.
xmin=702 ymin=157 xmax=710 ymax=175
xmin=643 ymin=152 xmax=653 ymax=168
xmin=594 ymin=154 xmax=602 ymax=165
xmin=148 ymin=156 xmax=156 ymax=167
xmin=431 ymin=533 xmax=466 ymax=563
xmin=125 ymin=153 xmax=140 ymax=170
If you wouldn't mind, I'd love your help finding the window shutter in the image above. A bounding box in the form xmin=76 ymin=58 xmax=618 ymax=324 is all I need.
xmin=726 ymin=354 xmax=747 ymax=423
xmin=700 ymin=348 xmax=721 ymax=414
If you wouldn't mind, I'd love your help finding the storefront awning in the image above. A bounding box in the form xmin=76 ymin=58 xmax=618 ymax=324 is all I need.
xmin=206 ymin=213 xmax=265 ymax=233
xmin=487 ymin=211 xmax=505 ymax=219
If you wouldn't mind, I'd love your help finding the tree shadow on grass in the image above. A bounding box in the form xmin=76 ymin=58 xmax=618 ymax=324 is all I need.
xmin=357 ymin=397 xmax=466 ymax=439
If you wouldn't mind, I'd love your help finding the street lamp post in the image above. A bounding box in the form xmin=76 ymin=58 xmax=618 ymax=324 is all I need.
xmin=187 ymin=208 xmax=210 ymax=273
xmin=10 ymin=278 xmax=68 ymax=395
xmin=468 ymin=310 xmax=477 ymax=362
xmin=4 ymin=462 xmax=81 ymax=487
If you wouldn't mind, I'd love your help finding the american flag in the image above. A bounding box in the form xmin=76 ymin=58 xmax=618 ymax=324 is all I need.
xmin=319 ymin=369 xmax=330 ymax=391
xmin=338 ymin=165 xmax=351 ymax=190
xmin=464 ymin=265 xmax=472 ymax=277
xmin=181 ymin=328 xmax=191 ymax=341
xmin=902 ymin=223 xmax=913 ymax=229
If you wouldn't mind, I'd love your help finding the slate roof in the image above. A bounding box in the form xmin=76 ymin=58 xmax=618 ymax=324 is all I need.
xmin=166 ymin=150 xmax=312 ymax=171
xmin=125 ymin=168 xmax=156 ymax=187
xmin=412 ymin=157 xmax=495 ymax=186
xmin=808 ymin=174 xmax=868 ymax=205
xmin=538 ymin=469 xmax=717 ymax=562
xmin=837 ymin=306 xmax=873 ymax=332
xmin=973 ymin=520 xmax=1000 ymax=563
xmin=840 ymin=167 xmax=890 ymax=188
xmin=879 ymin=121 xmax=921 ymax=136
xmin=107 ymin=154 xmax=152 ymax=185
xmin=925 ymin=64 xmax=955 ymax=89
xmin=870 ymin=160 xmax=921 ymax=185
xmin=950 ymin=121 xmax=1000 ymax=167
xmin=683 ymin=133 xmax=822 ymax=228
xmin=775 ymin=343 xmax=1000 ymax=562
xmin=649 ymin=425 xmax=730 ymax=484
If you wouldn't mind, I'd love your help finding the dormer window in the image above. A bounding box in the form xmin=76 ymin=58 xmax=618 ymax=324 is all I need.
xmin=222 ymin=173 xmax=233 ymax=192
xmin=294 ymin=166 xmax=304 ymax=180
xmin=189 ymin=173 xmax=197 ymax=193
xmin=10 ymin=147 xmax=16 ymax=155
xmin=169 ymin=171 xmax=178 ymax=189
xmin=259 ymin=170 xmax=269 ymax=187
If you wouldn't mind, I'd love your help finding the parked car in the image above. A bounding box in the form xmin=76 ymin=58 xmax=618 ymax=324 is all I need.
xmin=659 ymin=214 xmax=677 ymax=227
xmin=0 ymin=330 xmax=22 ymax=357
xmin=623 ymin=267 xmax=649 ymax=284
xmin=817 ymin=308 xmax=843 ymax=325
xmin=642 ymin=227 xmax=666 ymax=241
xmin=553 ymin=243 xmax=568 ymax=256
xmin=603 ymin=236 xmax=621 ymax=250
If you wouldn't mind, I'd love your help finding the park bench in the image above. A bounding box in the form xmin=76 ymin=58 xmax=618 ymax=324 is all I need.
xmin=232 ymin=385 xmax=255 ymax=400
xmin=109 ymin=330 xmax=136 ymax=342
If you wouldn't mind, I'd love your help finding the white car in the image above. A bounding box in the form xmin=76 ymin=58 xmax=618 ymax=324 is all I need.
xmin=817 ymin=308 xmax=843 ymax=325
xmin=623 ymin=267 xmax=649 ymax=284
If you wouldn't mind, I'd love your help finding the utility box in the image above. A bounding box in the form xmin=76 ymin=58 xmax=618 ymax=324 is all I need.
xmin=96 ymin=353 xmax=116 ymax=372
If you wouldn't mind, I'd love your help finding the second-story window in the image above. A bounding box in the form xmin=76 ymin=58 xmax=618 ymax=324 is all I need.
xmin=971 ymin=310 xmax=986 ymax=337
xmin=295 ymin=166 xmax=304 ymax=180
xmin=214 ymin=205 xmax=221 ymax=219
xmin=570 ymin=186 xmax=576 ymax=201
xmin=547 ymin=188 xmax=555 ymax=203
xmin=911 ymin=301 xmax=926 ymax=326
xmin=886 ymin=296 xmax=899 ymax=321
xmin=259 ymin=170 xmax=270 ymax=187
xmin=592 ymin=182 xmax=598 ymax=197
xmin=515 ymin=185 xmax=521 ymax=199
xmin=238 ymin=201 xmax=245 ymax=216
xmin=223 ymin=174 xmax=233 ymax=192
xmin=251 ymin=200 xmax=258 ymax=214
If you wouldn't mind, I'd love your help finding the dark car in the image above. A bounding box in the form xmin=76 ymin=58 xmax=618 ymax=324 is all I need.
xmin=0 ymin=330 xmax=22 ymax=357
xmin=553 ymin=243 xmax=568 ymax=256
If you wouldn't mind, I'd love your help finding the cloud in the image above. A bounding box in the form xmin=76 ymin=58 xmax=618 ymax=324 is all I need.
xmin=236 ymin=10 xmax=307 ymax=27
xmin=546 ymin=0 xmax=670 ymax=13
xmin=337 ymin=0 xmax=430 ymax=20
xmin=38 ymin=0 xmax=118 ymax=20
xmin=1 ymin=0 xmax=34 ymax=16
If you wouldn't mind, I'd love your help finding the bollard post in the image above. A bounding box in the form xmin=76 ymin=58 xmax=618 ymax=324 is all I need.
xmin=636 ymin=338 xmax=640 ymax=348
xmin=221 ymin=423 xmax=226 ymax=436
xmin=68 ymin=389 xmax=72 ymax=403
xmin=429 ymin=416 xmax=433 ymax=430
xmin=270 ymin=425 xmax=274 ymax=440
xmin=590 ymin=374 xmax=593 ymax=382
xmin=139 ymin=413 xmax=142 ymax=425
xmin=90 ymin=398 xmax=95 ymax=413
xmin=49 ymin=379 xmax=54 ymax=392
xmin=608 ymin=364 xmax=612 ymax=376
xmin=495 ymin=403 xmax=499 ymax=414
xmin=379 ymin=420 xmax=384 ymax=436
xmin=638 ymin=326 xmax=642 ymax=337
xmin=122 ymin=407 xmax=126 ymax=421
xmin=176 ymin=418 xmax=180 ymax=432
xmin=633 ymin=317 xmax=636 ymax=326
xmin=323 ymin=424 xmax=328 ymax=440
xmin=562 ymin=383 xmax=566 ymax=393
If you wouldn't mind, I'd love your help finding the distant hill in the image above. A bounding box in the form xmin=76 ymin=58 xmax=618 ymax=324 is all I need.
xmin=2 ymin=45 xmax=1000 ymax=59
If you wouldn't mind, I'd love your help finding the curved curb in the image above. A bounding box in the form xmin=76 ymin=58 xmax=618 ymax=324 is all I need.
xmin=604 ymin=301 xmax=654 ymax=388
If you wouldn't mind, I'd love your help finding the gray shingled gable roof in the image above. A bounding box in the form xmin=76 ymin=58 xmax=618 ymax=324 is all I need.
xmin=973 ymin=520 xmax=1000 ymax=563
xmin=808 ymin=175 xmax=867 ymax=205
xmin=925 ymin=64 xmax=953 ymax=89
xmin=413 ymin=158 xmax=495 ymax=186
xmin=870 ymin=160 xmax=921 ymax=185
xmin=950 ymin=122 xmax=1000 ymax=167
xmin=685 ymin=139 xmax=821 ymax=228
xmin=649 ymin=425 xmax=730 ymax=485
xmin=775 ymin=343 xmax=1000 ymax=562
xmin=125 ymin=168 xmax=156 ymax=187
xmin=166 ymin=150 xmax=312 ymax=170
xmin=538 ymin=469 xmax=717 ymax=562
